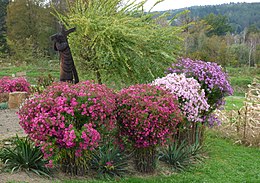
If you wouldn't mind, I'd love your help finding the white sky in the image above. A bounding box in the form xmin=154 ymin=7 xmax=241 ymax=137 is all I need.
xmin=133 ymin=0 xmax=260 ymax=11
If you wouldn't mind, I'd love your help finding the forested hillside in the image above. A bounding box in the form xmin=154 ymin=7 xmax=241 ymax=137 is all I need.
xmin=165 ymin=2 xmax=260 ymax=33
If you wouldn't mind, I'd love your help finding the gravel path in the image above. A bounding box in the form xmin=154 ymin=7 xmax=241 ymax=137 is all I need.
xmin=0 ymin=109 xmax=26 ymax=140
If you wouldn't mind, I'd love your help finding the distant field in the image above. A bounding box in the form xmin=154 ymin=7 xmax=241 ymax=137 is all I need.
xmin=226 ymin=67 xmax=259 ymax=96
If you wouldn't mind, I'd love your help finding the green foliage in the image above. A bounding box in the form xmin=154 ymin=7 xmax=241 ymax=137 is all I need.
xmin=167 ymin=2 xmax=260 ymax=34
xmin=6 ymin=0 xmax=56 ymax=61
xmin=0 ymin=0 xmax=9 ymax=55
xmin=203 ymin=13 xmax=233 ymax=36
xmin=0 ymin=135 xmax=51 ymax=177
xmin=90 ymin=142 xmax=129 ymax=179
xmin=30 ymin=74 xmax=55 ymax=93
xmin=158 ymin=141 xmax=204 ymax=171
xmin=0 ymin=102 xmax=8 ymax=110
xmin=61 ymin=132 xmax=260 ymax=182
xmin=54 ymin=0 xmax=183 ymax=87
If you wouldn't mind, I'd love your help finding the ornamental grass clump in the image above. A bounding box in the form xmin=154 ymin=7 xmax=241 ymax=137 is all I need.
xmin=167 ymin=58 xmax=233 ymax=126
xmin=117 ymin=84 xmax=183 ymax=173
xmin=18 ymin=81 xmax=117 ymax=175
xmin=0 ymin=76 xmax=30 ymax=93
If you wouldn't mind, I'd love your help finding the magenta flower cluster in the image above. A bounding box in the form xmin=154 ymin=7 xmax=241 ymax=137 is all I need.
xmin=0 ymin=76 xmax=30 ymax=93
xmin=152 ymin=73 xmax=209 ymax=123
xmin=18 ymin=81 xmax=117 ymax=164
xmin=117 ymin=84 xmax=183 ymax=148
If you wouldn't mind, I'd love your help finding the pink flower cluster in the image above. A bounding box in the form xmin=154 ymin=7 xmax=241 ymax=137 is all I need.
xmin=152 ymin=73 xmax=209 ymax=123
xmin=18 ymin=81 xmax=116 ymax=162
xmin=0 ymin=76 xmax=30 ymax=93
xmin=117 ymin=84 xmax=183 ymax=148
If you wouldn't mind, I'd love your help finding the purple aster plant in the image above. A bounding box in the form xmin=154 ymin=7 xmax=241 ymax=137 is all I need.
xmin=167 ymin=58 xmax=233 ymax=126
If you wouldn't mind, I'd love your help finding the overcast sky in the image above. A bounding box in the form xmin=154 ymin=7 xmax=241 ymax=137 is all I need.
xmin=133 ymin=0 xmax=260 ymax=11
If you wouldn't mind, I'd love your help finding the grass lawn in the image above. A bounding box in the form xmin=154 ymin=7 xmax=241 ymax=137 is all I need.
xmin=59 ymin=132 xmax=260 ymax=183
xmin=225 ymin=96 xmax=245 ymax=110
xmin=0 ymin=61 xmax=60 ymax=84
xmin=226 ymin=67 xmax=260 ymax=96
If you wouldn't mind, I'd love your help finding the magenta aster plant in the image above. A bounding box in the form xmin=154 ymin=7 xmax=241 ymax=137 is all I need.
xmin=117 ymin=84 xmax=183 ymax=149
xmin=152 ymin=73 xmax=209 ymax=123
xmin=0 ymin=76 xmax=30 ymax=93
xmin=18 ymin=81 xmax=117 ymax=166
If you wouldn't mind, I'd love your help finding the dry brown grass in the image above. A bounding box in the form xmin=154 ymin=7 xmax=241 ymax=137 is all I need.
xmin=214 ymin=78 xmax=260 ymax=147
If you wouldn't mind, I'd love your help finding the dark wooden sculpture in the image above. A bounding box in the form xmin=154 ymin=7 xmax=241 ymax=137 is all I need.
xmin=51 ymin=27 xmax=79 ymax=84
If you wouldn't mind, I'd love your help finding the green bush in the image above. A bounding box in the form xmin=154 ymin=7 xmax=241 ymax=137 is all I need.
xmin=90 ymin=143 xmax=129 ymax=179
xmin=158 ymin=141 xmax=204 ymax=171
xmin=0 ymin=135 xmax=51 ymax=177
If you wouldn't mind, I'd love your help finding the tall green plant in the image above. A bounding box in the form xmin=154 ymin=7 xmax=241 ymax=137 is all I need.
xmin=0 ymin=135 xmax=51 ymax=177
xmin=53 ymin=0 xmax=183 ymax=87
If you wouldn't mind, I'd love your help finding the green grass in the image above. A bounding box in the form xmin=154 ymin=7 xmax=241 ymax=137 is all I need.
xmin=0 ymin=60 xmax=60 ymax=84
xmin=226 ymin=67 xmax=260 ymax=96
xmin=57 ymin=132 xmax=260 ymax=183
xmin=225 ymin=96 xmax=245 ymax=110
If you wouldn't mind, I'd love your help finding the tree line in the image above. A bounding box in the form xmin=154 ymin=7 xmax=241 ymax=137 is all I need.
xmin=0 ymin=0 xmax=259 ymax=68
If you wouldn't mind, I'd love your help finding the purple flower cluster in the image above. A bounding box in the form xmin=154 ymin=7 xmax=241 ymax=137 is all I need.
xmin=167 ymin=58 xmax=233 ymax=125
xmin=117 ymin=84 xmax=183 ymax=148
xmin=18 ymin=81 xmax=116 ymax=163
xmin=0 ymin=76 xmax=30 ymax=93
xmin=167 ymin=58 xmax=233 ymax=109
xmin=152 ymin=73 xmax=209 ymax=123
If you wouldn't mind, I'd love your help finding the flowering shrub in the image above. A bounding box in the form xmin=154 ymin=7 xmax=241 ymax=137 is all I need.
xmin=167 ymin=58 xmax=233 ymax=109
xmin=0 ymin=76 xmax=30 ymax=93
xmin=18 ymin=81 xmax=117 ymax=167
xmin=152 ymin=73 xmax=209 ymax=123
xmin=167 ymin=58 xmax=233 ymax=126
xmin=117 ymin=84 xmax=183 ymax=149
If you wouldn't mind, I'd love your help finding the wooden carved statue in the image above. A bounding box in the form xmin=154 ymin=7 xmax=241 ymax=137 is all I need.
xmin=51 ymin=27 xmax=79 ymax=84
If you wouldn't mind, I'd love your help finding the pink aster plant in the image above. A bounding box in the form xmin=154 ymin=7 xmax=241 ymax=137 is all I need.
xmin=117 ymin=84 xmax=183 ymax=149
xmin=152 ymin=73 xmax=209 ymax=123
xmin=117 ymin=84 xmax=183 ymax=173
xmin=18 ymin=81 xmax=117 ymax=167
xmin=0 ymin=76 xmax=30 ymax=93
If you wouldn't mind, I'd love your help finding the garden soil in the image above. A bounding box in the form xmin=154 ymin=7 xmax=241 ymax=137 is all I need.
xmin=0 ymin=109 xmax=25 ymax=141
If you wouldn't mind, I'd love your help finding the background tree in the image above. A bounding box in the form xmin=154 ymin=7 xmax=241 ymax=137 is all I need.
xmin=203 ymin=13 xmax=232 ymax=36
xmin=0 ymin=0 xmax=9 ymax=55
xmin=6 ymin=0 xmax=56 ymax=62
xmin=54 ymin=0 xmax=183 ymax=87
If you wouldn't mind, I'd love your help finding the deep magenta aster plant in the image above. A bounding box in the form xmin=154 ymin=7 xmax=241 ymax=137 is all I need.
xmin=0 ymin=76 xmax=30 ymax=93
xmin=152 ymin=73 xmax=209 ymax=123
xmin=18 ymin=81 xmax=117 ymax=166
xmin=117 ymin=84 xmax=183 ymax=149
